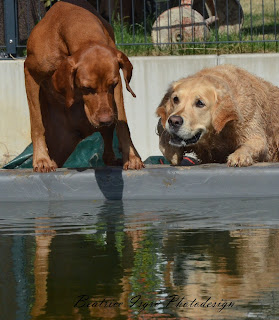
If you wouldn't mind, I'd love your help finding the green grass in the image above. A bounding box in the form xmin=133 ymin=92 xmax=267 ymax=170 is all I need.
xmin=114 ymin=0 xmax=279 ymax=56
xmin=113 ymin=20 xmax=154 ymax=56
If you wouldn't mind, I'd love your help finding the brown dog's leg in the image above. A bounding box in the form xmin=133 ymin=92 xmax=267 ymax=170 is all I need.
xmin=99 ymin=125 xmax=121 ymax=166
xmin=114 ymin=81 xmax=144 ymax=170
xmin=46 ymin=131 xmax=81 ymax=168
xmin=24 ymin=66 xmax=57 ymax=172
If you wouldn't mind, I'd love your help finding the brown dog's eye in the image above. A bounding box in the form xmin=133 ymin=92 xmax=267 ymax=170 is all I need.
xmin=196 ymin=99 xmax=205 ymax=108
xmin=173 ymin=96 xmax=179 ymax=104
xmin=109 ymin=82 xmax=118 ymax=91
xmin=82 ymin=87 xmax=95 ymax=95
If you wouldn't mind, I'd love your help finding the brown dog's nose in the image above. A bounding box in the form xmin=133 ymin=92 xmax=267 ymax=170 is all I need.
xmin=168 ymin=115 xmax=183 ymax=129
xmin=98 ymin=111 xmax=114 ymax=126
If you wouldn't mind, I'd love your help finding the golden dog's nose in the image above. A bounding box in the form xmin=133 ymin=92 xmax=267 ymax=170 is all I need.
xmin=168 ymin=115 xmax=183 ymax=129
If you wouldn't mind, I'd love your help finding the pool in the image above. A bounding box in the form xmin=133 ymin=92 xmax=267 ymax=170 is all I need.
xmin=1 ymin=164 xmax=279 ymax=201
xmin=1 ymin=165 xmax=279 ymax=319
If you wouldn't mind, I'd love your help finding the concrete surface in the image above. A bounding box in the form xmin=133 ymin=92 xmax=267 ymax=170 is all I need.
xmin=1 ymin=54 xmax=279 ymax=166
xmin=1 ymin=163 xmax=279 ymax=201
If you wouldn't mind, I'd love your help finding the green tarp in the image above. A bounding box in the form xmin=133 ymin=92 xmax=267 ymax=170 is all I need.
xmin=3 ymin=131 xmax=170 ymax=169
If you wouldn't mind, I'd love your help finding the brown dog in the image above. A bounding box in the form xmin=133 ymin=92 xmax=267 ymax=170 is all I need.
xmin=156 ymin=64 xmax=279 ymax=166
xmin=24 ymin=0 xmax=144 ymax=172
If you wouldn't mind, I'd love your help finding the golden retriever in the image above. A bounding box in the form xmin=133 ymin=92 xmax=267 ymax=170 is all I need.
xmin=156 ymin=64 xmax=279 ymax=166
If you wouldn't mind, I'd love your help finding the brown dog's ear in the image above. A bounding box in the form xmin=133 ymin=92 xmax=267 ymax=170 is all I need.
xmin=156 ymin=86 xmax=173 ymax=127
xmin=116 ymin=50 xmax=136 ymax=98
xmin=212 ymin=91 xmax=239 ymax=133
xmin=52 ymin=57 xmax=76 ymax=108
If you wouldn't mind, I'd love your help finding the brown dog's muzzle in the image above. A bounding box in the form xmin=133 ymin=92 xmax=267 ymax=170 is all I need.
xmin=96 ymin=107 xmax=114 ymax=126
xmin=84 ymin=93 xmax=115 ymax=127
xmin=84 ymin=104 xmax=114 ymax=127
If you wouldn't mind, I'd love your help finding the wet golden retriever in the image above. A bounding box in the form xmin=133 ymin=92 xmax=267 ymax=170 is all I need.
xmin=156 ymin=64 xmax=279 ymax=166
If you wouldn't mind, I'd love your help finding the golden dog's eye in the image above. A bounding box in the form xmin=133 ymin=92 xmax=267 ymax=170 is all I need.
xmin=173 ymin=96 xmax=179 ymax=104
xmin=196 ymin=99 xmax=205 ymax=108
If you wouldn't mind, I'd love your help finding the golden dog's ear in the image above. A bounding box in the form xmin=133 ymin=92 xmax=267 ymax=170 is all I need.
xmin=212 ymin=90 xmax=239 ymax=133
xmin=116 ymin=50 xmax=136 ymax=98
xmin=52 ymin=57 xmax=76 ymax=108
xmin=156 ymin=86 xmax=173 ymax=127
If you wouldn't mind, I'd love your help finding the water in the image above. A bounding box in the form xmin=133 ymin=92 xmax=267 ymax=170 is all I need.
xmin=1 ymin=198 xmax=279 ymax=320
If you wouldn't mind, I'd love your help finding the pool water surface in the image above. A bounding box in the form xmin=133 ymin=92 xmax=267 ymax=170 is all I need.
xmin=1 ymin=198 xmax=279 ymax=319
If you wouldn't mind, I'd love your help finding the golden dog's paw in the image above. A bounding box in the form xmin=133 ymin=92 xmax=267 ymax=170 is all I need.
xmin=33 ymin=157 xmax=57 ymax=173
xmin=227 ymin=150 xmax=253 ymax=167
xmin=123 ymin=156 xmax=145 ymax=170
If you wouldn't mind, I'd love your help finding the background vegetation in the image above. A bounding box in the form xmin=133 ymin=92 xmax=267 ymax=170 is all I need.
xmin=113 ymin=0 xmax=279 ymax=56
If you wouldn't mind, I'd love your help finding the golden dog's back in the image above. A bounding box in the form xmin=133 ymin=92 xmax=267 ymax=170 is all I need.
xmin=194 ymin=65 xmax=279 ymax=161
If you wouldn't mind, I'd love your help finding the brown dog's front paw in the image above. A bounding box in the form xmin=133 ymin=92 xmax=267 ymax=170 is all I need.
xmin=33 ymin=158 xmax=57 ymax=173
xmin=103 ymin=156 xmax=123 ymax=167
xmin=227 ymin=150 xmax=253 ymax=167
xmin=123 ymin=156 xmax=145 ymax=170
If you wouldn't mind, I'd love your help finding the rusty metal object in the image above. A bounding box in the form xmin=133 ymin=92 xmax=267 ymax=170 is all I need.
xmin=151 ymin=5 xmax=216 ymax=45
xmin=193 ymin=0 xmax=244 ymax=33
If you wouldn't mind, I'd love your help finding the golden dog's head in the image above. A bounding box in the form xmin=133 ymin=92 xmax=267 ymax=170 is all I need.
xmin=156 ymin=75 xmax=238 ymax=147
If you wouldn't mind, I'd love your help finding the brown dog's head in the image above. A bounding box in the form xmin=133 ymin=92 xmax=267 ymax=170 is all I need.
xmin=52 ymin=44 xmax=135 ymax=127
xmin=156 ymin=75 xmax=238 ymax=147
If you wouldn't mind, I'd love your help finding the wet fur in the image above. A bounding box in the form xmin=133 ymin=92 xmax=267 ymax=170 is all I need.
xmin=156 ymin=65 xmax=279 ymax=166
